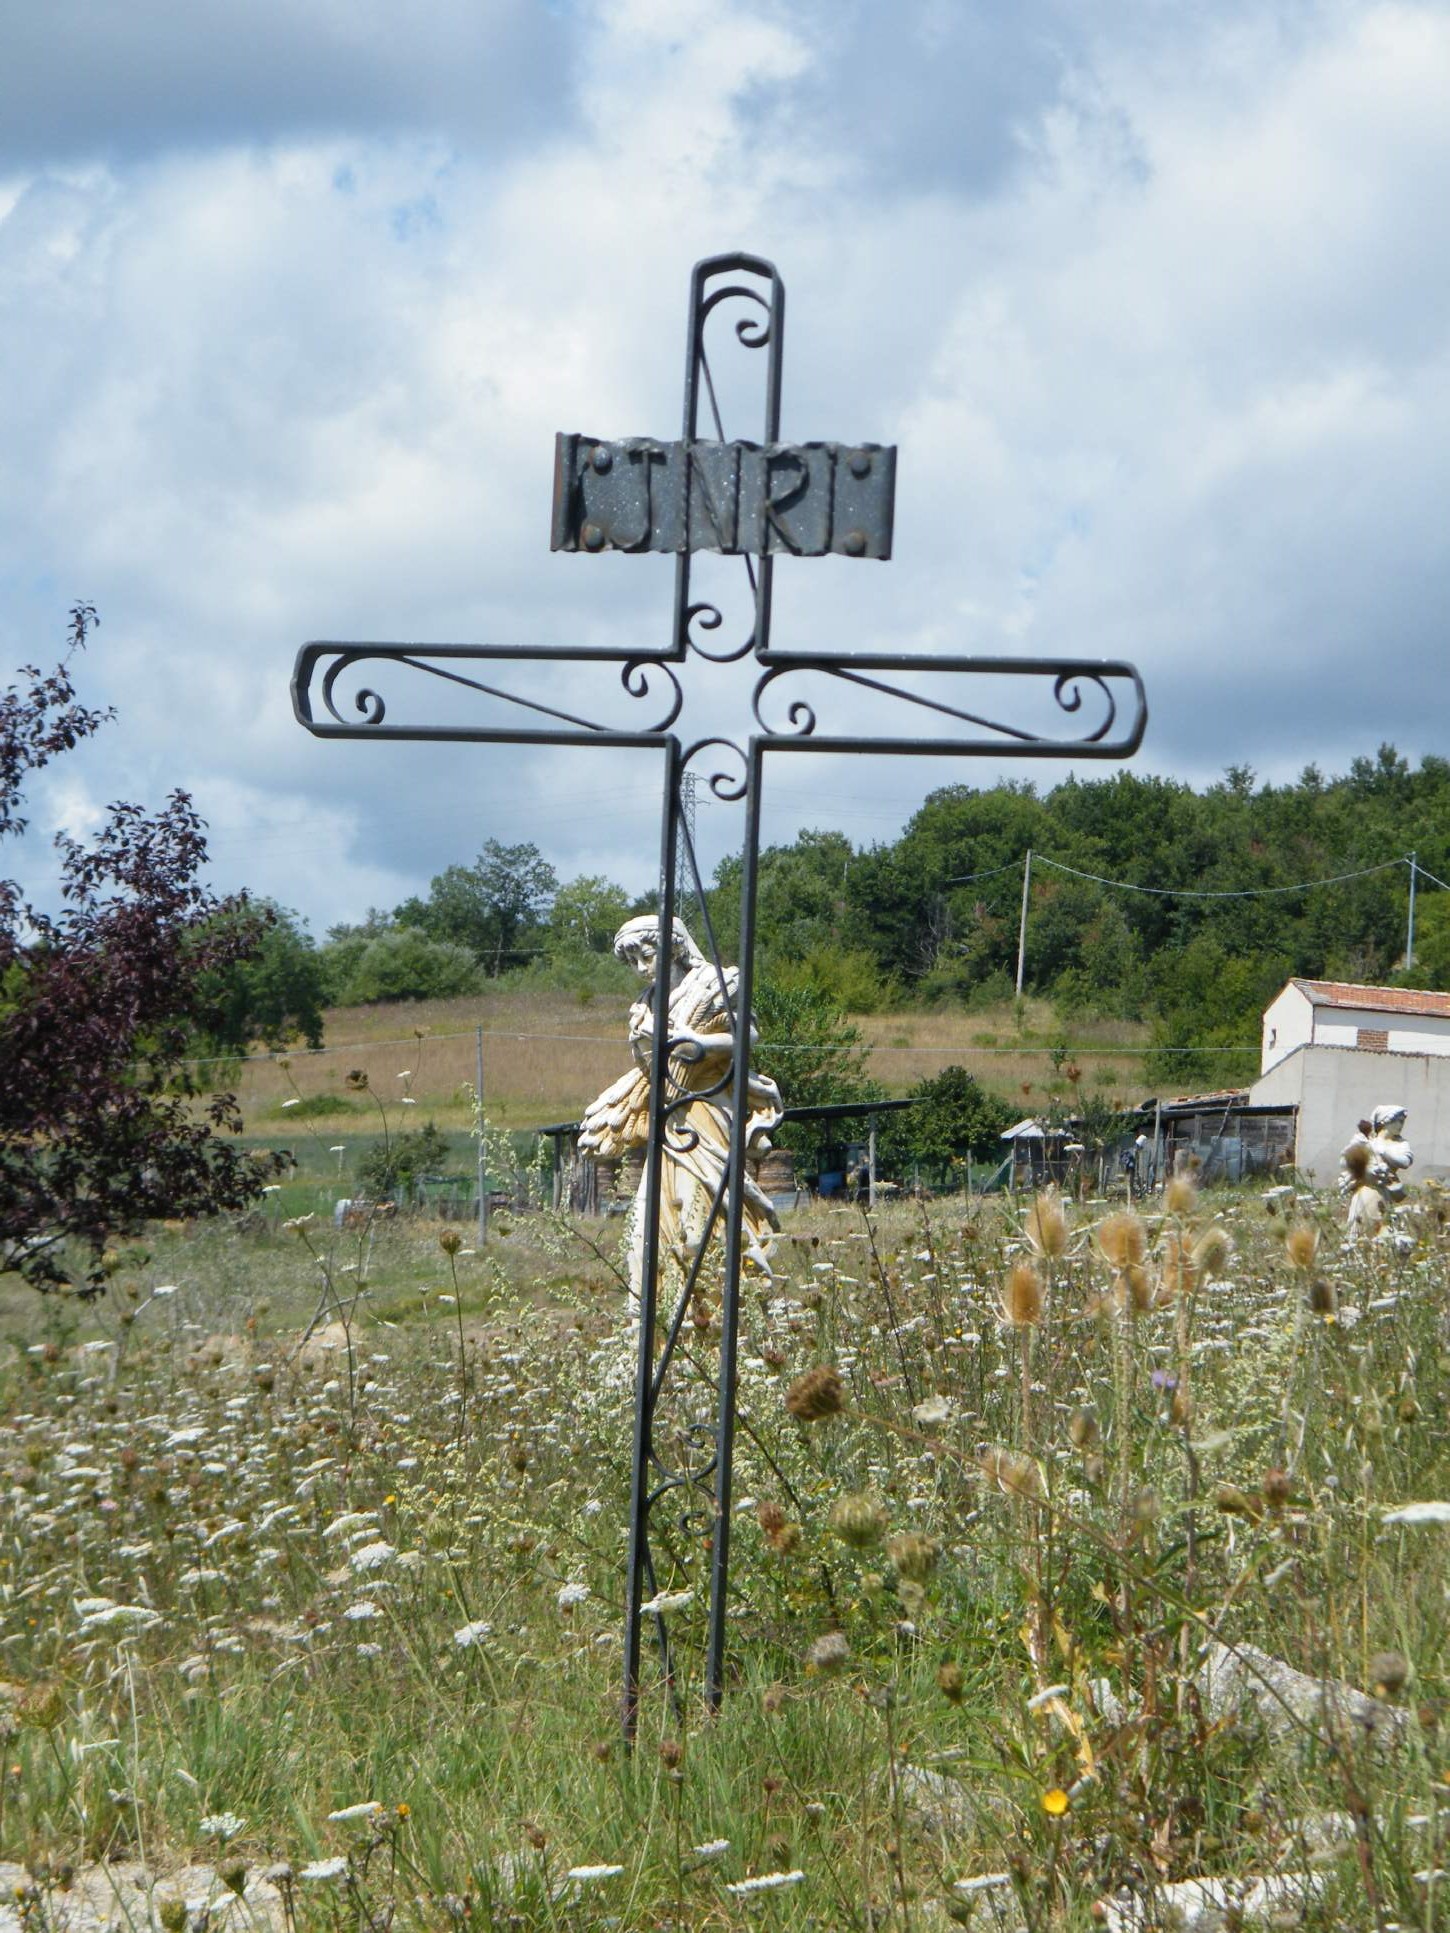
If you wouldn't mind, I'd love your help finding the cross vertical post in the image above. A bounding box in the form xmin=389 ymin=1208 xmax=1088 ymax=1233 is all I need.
xmin=291 ymin=251 xmax=1148 ymax=1737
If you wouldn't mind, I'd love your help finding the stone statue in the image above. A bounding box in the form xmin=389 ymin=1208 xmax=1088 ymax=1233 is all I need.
xmin=579 ymin=916 xmax=783 ymax=1313
xmin=1340 ymin=1102 xmax=1414 ymax=1237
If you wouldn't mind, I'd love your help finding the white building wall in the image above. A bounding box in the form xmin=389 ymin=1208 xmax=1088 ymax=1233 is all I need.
xmin=1309 ymin=1007 xmax=1450 ymax=1057
xmin=1261 ymin=984 xmax=1313 ymax=1074
xmin=1250 ymin=1044 xmax=1450 ymax=1183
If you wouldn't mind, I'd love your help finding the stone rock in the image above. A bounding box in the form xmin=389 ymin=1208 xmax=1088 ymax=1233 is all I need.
xmin=1098 ymin=1871 xmax=1322 ymax=1930
xmin=897 ymin=1762 xmax=980 ymax=1838
xmin=0 ymin=1862 xmax=288 ymax=1933
xmin=1198 ymin=1639 xmax=1405 ymax=1746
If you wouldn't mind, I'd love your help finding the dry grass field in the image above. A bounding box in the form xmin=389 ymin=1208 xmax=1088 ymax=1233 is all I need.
xmin=4 ymin=1183 xmax=1450 ymax=1927
xmin=220 ymin=991 xmax=1153 ymax=1135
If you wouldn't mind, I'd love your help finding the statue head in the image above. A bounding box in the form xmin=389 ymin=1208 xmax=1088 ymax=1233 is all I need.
xmin=1372 ymin=1103 xmax=1408 ymax=1137
xmin=612 ymin=915 xmax=705 ymax=980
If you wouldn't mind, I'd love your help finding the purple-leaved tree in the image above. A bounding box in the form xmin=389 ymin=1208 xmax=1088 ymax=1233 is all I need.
xmin=0 ymin=606 xmax=282 ymax=1293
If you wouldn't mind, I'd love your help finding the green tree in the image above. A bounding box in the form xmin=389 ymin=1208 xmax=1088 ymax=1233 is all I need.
xmin=397 ymin=840 xmax=558 ymax=974
xmin=901 ymin=1066 xmax=1014 ymax=1178
xmin=1142 ymin=935 xmax=1289 ymax=1090
xmin=356 ymin=1121 xmax=452 ymax=1200
xmin=752 ymin=976 xmax=882 ymax=1167
xmin=331 ymin=929 xmax=483 ymax=1004
xmin=548 ymin=874 xmax=631 ymax=955
xmin=191 ymin=902 xmax=327 ymax=1053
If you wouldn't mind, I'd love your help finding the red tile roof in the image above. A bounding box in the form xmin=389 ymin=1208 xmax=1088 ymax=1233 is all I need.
xmin=1292 ymin=978 xmax=1450 ymax=1018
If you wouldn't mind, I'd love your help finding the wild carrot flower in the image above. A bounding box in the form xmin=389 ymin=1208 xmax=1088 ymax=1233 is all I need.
xmin=198 ymin=1812 xmax=247 ymax=1840
xmin=639 ymin=1588 xmax=694 ymax=1615
xmin=912 ymin=1396 xmax=952 ymax=1428
xmin=886 ymin=1532 xmax=938 ymax=1581
xmin=300 ymin=1857 xmax=349 ymax=1881
xmin=726 ymin=1870 xmax=805 ymax=1894
xmin=828 ymin=1494 xmax=888 ymax=1549
xmin=785 ymin=1366 xmax=845 ymax=1421
xmin=980 ymin=1446 xmax=1047 ymax=1502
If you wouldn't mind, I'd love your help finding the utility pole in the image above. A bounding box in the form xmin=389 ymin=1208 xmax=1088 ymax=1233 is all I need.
xmin=475 ymin=1024 xmax=488 ymax=1245
xmin=1015 ymin=848 xmax=1033 ymax=999
xmin=673 ymin=770 xmax=698 ymax=928
xmin=1408 ymin=852 xmax=1418 ymax=973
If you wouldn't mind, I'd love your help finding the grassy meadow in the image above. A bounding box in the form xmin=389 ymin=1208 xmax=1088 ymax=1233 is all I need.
xmin=4 ymin=1178 xmax=1450 ymax=1928
xmin=218 ymin=991 xmax=1153 ymax=1137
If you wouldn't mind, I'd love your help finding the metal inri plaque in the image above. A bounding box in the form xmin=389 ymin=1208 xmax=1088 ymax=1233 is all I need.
xmin=551 ymin=434 xmax=896 ymax=558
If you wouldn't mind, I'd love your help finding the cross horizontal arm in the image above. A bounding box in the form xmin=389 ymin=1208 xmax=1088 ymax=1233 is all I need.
xmin=291 ymin=640 xmax=684 ymax=745
xmin=752 ymin=652 xmax=1146 ymax=759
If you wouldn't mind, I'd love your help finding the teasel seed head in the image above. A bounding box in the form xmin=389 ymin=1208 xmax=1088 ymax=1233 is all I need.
xmin=999 ymin=1260 xmax=1044 ymax=1328
xmin=1025 ymin=1189 xmax=1069 ymax=1259
xmin=1285 ymin=1223 xmax=1319 ymax=1269
xmin=1097 ymin=1212 xmax=1146 ymax=1270
xmin=1164 ymin=1174 xmax=1199 ymax=1216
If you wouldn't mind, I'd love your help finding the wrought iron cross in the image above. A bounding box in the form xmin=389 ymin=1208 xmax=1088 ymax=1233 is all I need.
xmin=292 ymin=251 xmax=1147 ymax=1735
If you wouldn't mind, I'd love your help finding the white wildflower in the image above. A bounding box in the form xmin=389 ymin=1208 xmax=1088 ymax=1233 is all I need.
xmin=198 ymin=1812 xmax=247 ymax=1840
xmin=322 ymin=1512 xmax=377 ymax=1541
xmin=453 ymin=1620 xmax=492 ymax=1648
xmin=639 ymin=1588 xmax=694 ymax=1616
xmin=327 ymin=1801 xmax=383 ymax=1824
xmin=912 ymin=1397 xmax=952 ymax=1429
xmin=693 ymin=1839 xmax=731 ymax=1859
xmin=726 ymin=1870 xmax=805 ymax=1895
xmin=566 ymin=1865 xmax=624 ymax=1882
xmin=557 ymin=1582 xmax=591 ymax=1609
xmin=1384 ymin=1502 xmax=1450 ymax=1526
xmin=349 ymin=1541 xmax=397 ymax=1572
xmin=344 ymin=1602 xmax=380 ymax=1622
xmin=78 ymin=1603 xmax=161 ymax=1632
xmin=299 ymin=1857 xmax=349 ymax=1881
xmin=280 ymin=1098 xmax=301 ymax=1109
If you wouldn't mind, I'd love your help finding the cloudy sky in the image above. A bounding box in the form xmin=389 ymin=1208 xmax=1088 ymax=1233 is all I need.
xmin=3 ymin=0 xmax=1448 ymax=929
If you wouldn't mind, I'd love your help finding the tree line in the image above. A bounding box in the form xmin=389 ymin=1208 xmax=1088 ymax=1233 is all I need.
xmin=226 ymin=743 xmax=1448 ymax=1092
xmin=8 ymin=607 xmax=1447 ymax=1289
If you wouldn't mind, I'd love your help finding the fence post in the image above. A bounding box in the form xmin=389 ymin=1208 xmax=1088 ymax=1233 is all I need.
xmin=485 ymin=1028 xmax=498 ymax=1252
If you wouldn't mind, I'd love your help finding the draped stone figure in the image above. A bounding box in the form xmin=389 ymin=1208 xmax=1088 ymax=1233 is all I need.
xmin=579 ymin=917 xmax=783 ymax=1314
xmin=1340 ymin=1102 xmax=1414 ymax=1238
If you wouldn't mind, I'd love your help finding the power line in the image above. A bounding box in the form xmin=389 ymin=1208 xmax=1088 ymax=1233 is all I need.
xmin=1030 ymin=853 xmax=1410 ymax=900
xmin=178 ymin=1025 xmax=1264 ymax=1072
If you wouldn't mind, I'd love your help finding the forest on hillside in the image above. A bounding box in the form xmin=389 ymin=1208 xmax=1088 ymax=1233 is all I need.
xmin=215 ymin=745 xmax=1449 ymax=1094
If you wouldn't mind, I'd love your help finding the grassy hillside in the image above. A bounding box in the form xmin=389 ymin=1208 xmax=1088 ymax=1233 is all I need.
xmin=222 ymin=990 xmax=1153 ymax=1136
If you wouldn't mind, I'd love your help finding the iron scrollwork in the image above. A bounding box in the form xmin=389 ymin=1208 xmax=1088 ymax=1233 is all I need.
xmin=290 ymin=249 xmax=1149 ymax=1739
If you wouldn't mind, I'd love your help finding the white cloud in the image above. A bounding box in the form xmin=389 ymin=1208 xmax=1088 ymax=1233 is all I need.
xmin=2 ymin=1 xmax=1448 ymax=928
